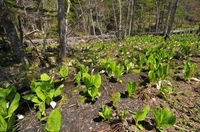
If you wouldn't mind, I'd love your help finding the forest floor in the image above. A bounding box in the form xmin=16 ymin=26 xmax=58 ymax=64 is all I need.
xmin=1 ymin=36 xmax=200 ymax=132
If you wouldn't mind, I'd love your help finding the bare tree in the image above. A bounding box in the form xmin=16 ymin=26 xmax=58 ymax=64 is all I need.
xmin=163 ymin=0 xmax=179 ymax=40
xmin=58 ymin=0 xmax=67 ymax=61
xmin=117 ymin=0 xmax=122 ymax=40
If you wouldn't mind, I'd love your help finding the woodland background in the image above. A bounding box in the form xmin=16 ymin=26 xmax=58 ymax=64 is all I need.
xmin=0 ymin=0 xmax=200 ymax=64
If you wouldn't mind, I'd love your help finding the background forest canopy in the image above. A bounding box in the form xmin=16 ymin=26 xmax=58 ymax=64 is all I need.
xmin=0 ymin=0 xmax=200 ymax=39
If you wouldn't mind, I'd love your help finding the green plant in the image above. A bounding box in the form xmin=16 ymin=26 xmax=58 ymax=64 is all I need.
xmin=74 ymin=64 xmax=89 ymax=85
xmin=44 ymin=108 xmax=62 ymax=132
xmin=148 ymin=62 xmax=169 ymax=87
xmin=80 ymin=64 xmax=89 ymax=74
xmin=59 ymin=65 xmax=68 ymax=81
xmin=0 ymin=85 xmax=20 ymax=132
xmin=23 ymin=73 xmax=64 ymax=120
xmin=133 ymin=105 xmax=150 ymax=130
xmin=82 ymin=73 xmax=101 ymax=101
xmin=158 ymin=87 xmax=173 ymax=99
xmin=75 ymin=71 xmax=81 ymax=85
xmin=152 ymin=107 xmax=176 ymax=132
xmin=111 ymin=92 xmax=121 ymax=108
xmin=124 ymin=59 xmax=134 ymax=73
xmin=126 ymin=81 xmax=137 ymax=98
xmin=104 ymin=60 xmax=124 ymax=83
xmin=118 ymin=107 xmax=129 ymax=122
xmin=183 ymin=60 xmax=196 ymax=81
xmin=98 ymin=105 xmax=112 ymax=121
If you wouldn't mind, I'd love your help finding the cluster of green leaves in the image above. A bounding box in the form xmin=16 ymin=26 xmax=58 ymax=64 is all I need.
xmin=126 ymin=81 xmax=137 ymax=98
xmin=147 ymin=54 xmax=169 ymax=87
xmin=124 ymin=59 xmax=134 ymax=73
xmin=183 ymin=60 xmax=196 ymax=81
xmin=82 ymin=73 xmax=101 ymax=101
xmin=153 ymin=107 xmax=176 ymax=132
xmin=111 ymin=92 xmax=121 ymax=108
xmin=23 ymin=73 xmax=64 ymax=120
xmin=0 ymin=85 xmax=20 ymax=132
xmin=75 ymin=64 xmax=89 ymax=85
xmin=98 ymin=105 xmax=112 ymax=121
xmin=59 ymin=65 xmax=68 ymax=81
xmin=158 ymin=87 xmax=173 ymax=99
xmin=104 ymin=59 xmax=124 ymax=83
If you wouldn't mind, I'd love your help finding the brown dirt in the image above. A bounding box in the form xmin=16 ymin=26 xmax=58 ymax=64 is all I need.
xmin=15 ymin=57 xmax=200 ymax=132
xmin=1 ymin=43 xmax=200 ymax=132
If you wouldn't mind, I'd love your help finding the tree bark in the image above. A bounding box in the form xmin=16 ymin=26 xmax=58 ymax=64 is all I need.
xmin=163 ymin=0 xmax=179 ymax=40
xmin=2 ymin=14 xmax=29 ymax=65
xmin=129 ymin=0 xmax=135 ymax=35
xmin=58 ymin=0 xmax=67 ymax=61
xmin=117 ymin=0 xmax=122 ymax=40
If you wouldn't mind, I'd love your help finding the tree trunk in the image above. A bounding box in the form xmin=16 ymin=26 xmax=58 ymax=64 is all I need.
xmin=163 ymin=0 xmax=179 ymax=40
xmin=124 ymin=0 xmax=131 ymax=37
xmin=2 ymin=14 xmax=29 ymax=65
xmin=58 ymin=0 xmax=67 ymax=61
xmin=167 ymin=0 xmax=179 ymax=35
xmin=111 ymin=0 xmax=118 ymax=31
xmin=117 ymin=0 xmax=122 ymax=40
xmin=129 ymin=0 xmax=135 ymax=35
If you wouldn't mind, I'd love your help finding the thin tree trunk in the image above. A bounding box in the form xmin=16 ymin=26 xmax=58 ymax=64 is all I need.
xmin=163 ymin=0 xmax=179 ymax=40
xmin=129 ymin=0 xmax=134 ymax=35
xmin=155 ymin=0 xmax=160 ymax=32
xmin=167 ymin=0 xmax=179 ymax=35
xmin=111 ymin=0 xmax=118 ymax=30
xmin=58 ymin=0 xmax=67 ymax=61
xmin=163 ymin=0 xmax=173 ymax=38
xmin=88 ymin=0 xmax=95 ymax=35
xmin=124 ymin=0 xmax=131 ymax=37
xmin=117 ymin=0 xmax=122 ymax=40
xmin=2 ymin=15 xmax=29 ymax=65
xmin=78 ymin=0 xmax=87 ymax=35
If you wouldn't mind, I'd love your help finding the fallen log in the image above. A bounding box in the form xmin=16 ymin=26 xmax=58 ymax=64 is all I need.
xmin=137 ymin=29 xmax=198 ymax=36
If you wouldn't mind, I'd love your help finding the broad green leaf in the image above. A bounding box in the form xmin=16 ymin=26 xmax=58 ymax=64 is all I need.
xmin=75 ymin=72 xmax=81 ymax=85
xmin=0 ymin=115 xmax=7 ymax=132
xmin=0 ymin=85 xmax=16 ymax=99
xmin=93 ymin=74 xmax=101 ymax=88
xmin=152 ymin=107 xmax=176 ymax=129
xmin=148 ymin=70 xmax=156 ymax=85
xmin=135 ymin=105 xmax=150 ymax=126
xmin=7 ymin=113 xmax=16 ymax=131
xmin=44 ymin=108 xmax=62 ymax=132
xmin=36 ymin=111 xmax=42 ymax=120
xmin=31 ymin=97 xmax=42 ymax=104
xmin=22 ymin=94 xmax=37 ymax=101
xmin=38 ymin=102 xmax=46 ymax=113
xmin=98 ymin=112 xmax=105 ymax=119
xmin=0 ymin=88 xmax=8 ymax=98
xmin=45 ymin=96 xmax=52 ymax=105
xmin=40 ymin=73 xmax=51 ymax=81
xmin=59 ymin=65 xmax=68 ymax=79
xmin=35 ymin=88 xmax=46 ymax=102
xmin=126 ymin=81 xmax=137 ymax=97
xmin=54 ymin=84 xmax=64 ymax=97
xmin=160 ymin=115 xmax=176 ymax=127
xmin=87 ymin=86 xmax=98 ymax=100
xmin=0 ymin=98 xmax=7 ymax=118
xmin=8 ymin=93 xmax=20 ymax=116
